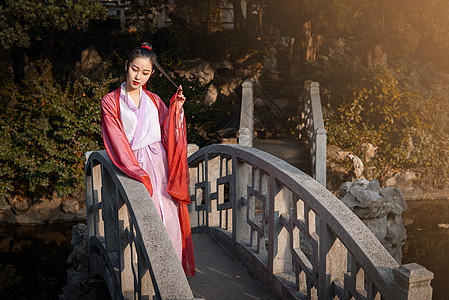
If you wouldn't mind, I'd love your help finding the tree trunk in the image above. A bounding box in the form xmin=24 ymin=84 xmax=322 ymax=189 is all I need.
xmin=246 ymin=0 xmax=255 ymax=30
xmin=232 ymin=0 xmax=245 ymax=30
xmin=258 ymin=1 xmax=265 ymax=34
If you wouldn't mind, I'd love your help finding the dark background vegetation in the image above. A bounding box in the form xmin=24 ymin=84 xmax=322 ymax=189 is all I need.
xmin=1 ymin=0 xmax=449 ymax=206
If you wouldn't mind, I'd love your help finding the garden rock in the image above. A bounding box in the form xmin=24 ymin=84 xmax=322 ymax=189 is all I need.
xmin=204 ymin=85 xmax=218 ymax=106
xmin=176 ymin=58 xmax=215 ymax=84
xmin=61 ymin=198 xmax=80 ymax=214
xmin=338 ymin=179 xmax=407 ymax=263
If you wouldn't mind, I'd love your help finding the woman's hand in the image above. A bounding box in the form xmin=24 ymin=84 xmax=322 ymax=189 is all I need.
xmin=176 ymin=85 xmax=186 ymax=104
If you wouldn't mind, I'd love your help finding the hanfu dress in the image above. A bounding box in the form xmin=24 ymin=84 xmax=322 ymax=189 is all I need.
xmin=101 ymin=83 xmax=195 ymax=276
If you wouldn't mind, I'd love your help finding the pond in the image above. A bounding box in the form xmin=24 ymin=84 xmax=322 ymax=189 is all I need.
xmin=403 ymin=199 xmax=449 ymax=300
xmin=0 ymin=221 xmax=80 ymax=300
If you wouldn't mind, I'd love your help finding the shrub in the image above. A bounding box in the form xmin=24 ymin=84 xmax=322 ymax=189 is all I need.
xmin=320 ymin=52 xmax=449 ymax=186
xmin=0 ymin=60 xmax=114 ymax=202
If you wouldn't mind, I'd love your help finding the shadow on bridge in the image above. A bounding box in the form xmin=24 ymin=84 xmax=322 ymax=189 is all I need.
xmin=188 ymin=231 xmax=276 ymax=299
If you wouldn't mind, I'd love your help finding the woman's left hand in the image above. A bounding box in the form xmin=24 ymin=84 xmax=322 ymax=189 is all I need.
xmin=176 ymin=85 xmax=186 ymax=104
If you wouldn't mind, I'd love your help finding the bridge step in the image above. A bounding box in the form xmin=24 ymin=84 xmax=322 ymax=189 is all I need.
xmin=188 ymin=232 xmax=277 ymax=300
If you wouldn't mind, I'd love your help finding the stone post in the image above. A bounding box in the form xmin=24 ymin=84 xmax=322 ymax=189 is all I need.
xmin=271 ymin=182 xmax=293 ymax=274
xmin=233 ymin=159 xmax=251 ymax=243
xmin=85 ymin=152 xmax=95 ymax=238
xmin=318 ymin=222 xmax=346 ymax=299
xmin=392 ymin=263 xmax=433 ymax=299
xmin=187 ymin=144 xmax=200 ymax=228
xmin=309 ymin=82 xmax=326 ymax=186
xmin=239 ymin=79 xmax=254 ymax=147
xmin=315 ymin=127 xmax=327 ymax=186
xmin=187 ymin=143 xmax=199 ymax=158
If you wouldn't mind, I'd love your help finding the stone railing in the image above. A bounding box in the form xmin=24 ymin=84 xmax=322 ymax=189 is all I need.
xmin=188 ymin=144 xmax=433 ymax=299
xmin=238 ymin=79 xmax=254 ymax=147
xmin=300 ymin=81 xmax=326 ymax=186
xmin=84 ymin=151 xmax=195 ymax=300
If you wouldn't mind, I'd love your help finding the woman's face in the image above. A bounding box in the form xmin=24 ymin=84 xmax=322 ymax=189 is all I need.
xmin=125 ymin=56 xmax=154 ymax=92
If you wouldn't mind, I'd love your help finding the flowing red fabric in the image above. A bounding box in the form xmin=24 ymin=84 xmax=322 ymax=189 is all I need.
xmin=162 ymin=92 xmax=195 ymax=276
xmin=101 ymin=88 xmax=195 ymax=276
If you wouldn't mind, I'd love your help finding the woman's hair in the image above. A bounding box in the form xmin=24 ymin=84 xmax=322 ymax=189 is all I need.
xmin=126 ymin=42 xmax=157 ymax=68
xmin=127 ymin=42 xmax=179 ymax=89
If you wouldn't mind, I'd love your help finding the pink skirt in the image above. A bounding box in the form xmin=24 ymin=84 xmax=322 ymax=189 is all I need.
xmin=133 ymin=141 xmax=182 ymax=262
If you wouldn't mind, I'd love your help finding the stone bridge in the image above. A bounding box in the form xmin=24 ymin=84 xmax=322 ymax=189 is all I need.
xmin=84 ymin=82 xmax=433 ymax=299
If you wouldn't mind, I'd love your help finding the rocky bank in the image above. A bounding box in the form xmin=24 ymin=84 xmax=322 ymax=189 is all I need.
xmin=0 ymin=191 xmax=86 ymax=225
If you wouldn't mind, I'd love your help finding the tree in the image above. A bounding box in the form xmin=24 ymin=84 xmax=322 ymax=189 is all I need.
xmin=0 ymin=0 xmax=105 ymax=83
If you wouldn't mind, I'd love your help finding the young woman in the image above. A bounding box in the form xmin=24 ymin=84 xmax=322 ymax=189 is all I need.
xmin=100 ymin=42 xmax=195 ymax=276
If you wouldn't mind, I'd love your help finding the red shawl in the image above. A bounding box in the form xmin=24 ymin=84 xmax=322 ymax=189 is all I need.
xmin=101 ymin=88 xmax=195 ymax=276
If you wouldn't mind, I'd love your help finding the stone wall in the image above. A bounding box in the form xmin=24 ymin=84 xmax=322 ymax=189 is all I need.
xmin=339 ymin=179 xmax=407 ymax=263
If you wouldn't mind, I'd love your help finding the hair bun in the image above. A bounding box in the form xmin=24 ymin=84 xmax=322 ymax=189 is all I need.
xmin=141 ymin=42 xmax=153 ymax=51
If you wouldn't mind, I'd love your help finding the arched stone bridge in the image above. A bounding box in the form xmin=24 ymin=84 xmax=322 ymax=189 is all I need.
xmin=84 ymin=144 xmax=433 ymax=300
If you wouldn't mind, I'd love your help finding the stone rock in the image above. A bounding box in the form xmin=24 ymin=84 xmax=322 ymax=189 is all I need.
xmin=338 ymin=180 xmax=407 ymax=263
xmin=59 ymin=224 xmax=93 ymax=300
xmin=360 ymin=143 xmax=378 ymax=162
xmin=385 ymin=171 xmax=417 ymax=188
xmin=80 ymin=46 xmax=103 ymax=71
xmin=61 ymin=198 xmax=80 ymax=214
xmin=71 ymin=46 xmax=105 ymax=81
xmin=10 ymin=196 xmax=29 ymax=212
xmin=327 ymin=145 xmax=350 ymax=162
xmin=338 ymin=181 xmax=353 ymax=198
xmin=348 ymin=154 xmax=364 ymax=178
xmin=176 ymin=58 xmax=215 ymax=84
xmin=354 ymin=199 xmax=403 ymax=219
xmin=362 ymin=216 xmax=387 ymax=241
xmin=204 ymin=85 xmax=218 ymax=106
xmin=341 ymin=188 xmax=382 ymax=211
xmin=387 ymin=214 xmax=407 ymax=242
xmin=380 ymin=187 xmax=407 ymax=210
xmin=366 ymin=180 xmax=381 ymax=193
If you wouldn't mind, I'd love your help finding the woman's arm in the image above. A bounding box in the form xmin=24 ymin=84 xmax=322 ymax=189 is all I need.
xmin=101 ymin=91 xmax=154 ymax=196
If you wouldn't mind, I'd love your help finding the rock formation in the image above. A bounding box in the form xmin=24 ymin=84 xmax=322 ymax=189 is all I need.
xmin=59 ymin=224 xmax=93 ymax=300
xmin=339 ymin=179 xmax=407 ymax=263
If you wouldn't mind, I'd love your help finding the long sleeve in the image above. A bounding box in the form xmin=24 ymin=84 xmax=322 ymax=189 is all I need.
xmin=101 ymin=90 xmax=154 ymax=196
xmin=162 ymin=92 xmax=190 ymax=204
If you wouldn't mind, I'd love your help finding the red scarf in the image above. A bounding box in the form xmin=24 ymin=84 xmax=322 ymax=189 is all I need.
xmin=101 ymin=88 xmax=195 ymax=276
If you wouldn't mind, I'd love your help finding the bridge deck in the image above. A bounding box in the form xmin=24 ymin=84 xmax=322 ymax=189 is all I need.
xmin=188 ymin=232 xmax=277 ymax=300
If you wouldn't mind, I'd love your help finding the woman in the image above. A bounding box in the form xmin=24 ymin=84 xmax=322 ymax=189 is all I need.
xmin=100 ymin=42 xmax=195 ymax=276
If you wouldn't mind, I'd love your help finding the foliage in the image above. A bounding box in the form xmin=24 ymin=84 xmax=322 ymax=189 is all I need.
xmin=0 ymin=61 xmax=114 ymax=201
xmin=150 ymin=73 xmax=222 ymax=147
xmin=0 ymin=0 xmax=105 ymax=50
xmin=317 ymin=41 xmax=449 ymax=186
xmin=192 ymin=29 xmax=264 ymax=63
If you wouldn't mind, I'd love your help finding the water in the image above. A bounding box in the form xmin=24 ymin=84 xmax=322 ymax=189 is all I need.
xmin=0 ymin=222 xmax=79 ymax=300
xmin=403 ymin=199 xmax=449 ymax=300
xmin=0 ymin=201 xmax=446 ymax=300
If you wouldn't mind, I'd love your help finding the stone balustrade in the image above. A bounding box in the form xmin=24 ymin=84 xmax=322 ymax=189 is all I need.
xmin=84 ymin=151 xmax=196 ymax=300
xmin=300 ymin=81 xmax=326 ymax=186
xmin=85 ymin=145 xmax=433 ymax=299
xmin=188 ymin=144 xmax=433 ymax=299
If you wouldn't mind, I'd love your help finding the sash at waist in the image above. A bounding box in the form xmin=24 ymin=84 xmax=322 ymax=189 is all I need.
xmin=134 ymin=142 xmax=161 ymax=164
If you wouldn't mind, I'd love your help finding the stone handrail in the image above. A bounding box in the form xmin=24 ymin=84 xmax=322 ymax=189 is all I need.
xmin=300 ymin=81 xmax=326 ymax=186
xmin=84 ymin=151 xmax=195 ymax=300
xmin=188 ymin=144 xmax=433 ymax=299
xmin=238 ymin=79 xmax=254 ymax=147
